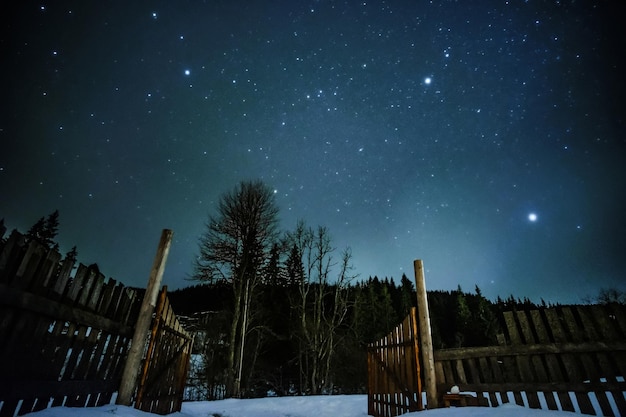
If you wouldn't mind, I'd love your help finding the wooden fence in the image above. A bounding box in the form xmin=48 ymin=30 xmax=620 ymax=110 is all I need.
xmin=367 ymin=307 xmax=423 ymax=417
xmin=434 ymin=305 xmax=626 ymax=416
xmin=368 ymin=304 xmax=626 ymax=417
xmin=0 ymin=228 xmax=192 ymax=416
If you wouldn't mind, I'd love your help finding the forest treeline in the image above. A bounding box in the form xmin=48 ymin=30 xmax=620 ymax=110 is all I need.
xmin=168 ymin=276 xmax=547 ymax=398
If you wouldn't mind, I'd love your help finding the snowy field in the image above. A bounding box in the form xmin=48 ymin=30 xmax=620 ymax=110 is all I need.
xmin=22 ymin=395 xmax=597 ymax=417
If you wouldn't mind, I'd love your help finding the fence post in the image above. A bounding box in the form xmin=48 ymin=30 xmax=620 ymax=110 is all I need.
xmin=116 ymin=229 xmax=173 ymax=406
xmin=414 ymin=259 xmax=439 ymax=409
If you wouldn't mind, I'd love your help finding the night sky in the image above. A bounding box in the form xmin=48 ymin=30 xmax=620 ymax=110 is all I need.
xmin=2 ymin=1 xmax=625 ymax=304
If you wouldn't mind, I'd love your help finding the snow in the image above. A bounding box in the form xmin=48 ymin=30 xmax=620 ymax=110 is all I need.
xmin=21 ymin=395 xmax=591 ymax=417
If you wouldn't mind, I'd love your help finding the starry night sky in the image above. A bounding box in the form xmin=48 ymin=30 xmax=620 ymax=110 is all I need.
xmin=2 ymin=1 xmax=625 ymax=304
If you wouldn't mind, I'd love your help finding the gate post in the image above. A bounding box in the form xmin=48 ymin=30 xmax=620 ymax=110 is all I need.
xmin=414 ymin=259 xmax=439 ymax=408
xmin=117 ymin=229 xmax=173 ymax=406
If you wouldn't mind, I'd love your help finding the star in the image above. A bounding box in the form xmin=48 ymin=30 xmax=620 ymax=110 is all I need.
xmin=528 ymin=213 xmax=538 ymax=222
xmin=424 ymin=77 xmax=432 ymax=85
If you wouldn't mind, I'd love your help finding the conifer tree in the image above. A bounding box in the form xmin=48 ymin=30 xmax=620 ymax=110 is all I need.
xmin=285 ymin=244 xmax=304 ymax=286
xmin=26 ymin=210 xmax=60 ymax=249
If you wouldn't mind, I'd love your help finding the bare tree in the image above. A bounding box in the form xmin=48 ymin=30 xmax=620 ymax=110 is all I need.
xmin=194 ymin=180 xmax=279 ymax=397
xmin=287 ymin=221 xmax=356 ymax=394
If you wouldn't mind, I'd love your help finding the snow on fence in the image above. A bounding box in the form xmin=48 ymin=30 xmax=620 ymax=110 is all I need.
xmin=0 ymin=228 xmax=192 ymax=416
xmin=434 ymin=305 xmax=626 ymax=417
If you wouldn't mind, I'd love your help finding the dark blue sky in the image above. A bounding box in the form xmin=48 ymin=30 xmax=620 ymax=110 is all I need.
xmin=2 ymin=1 xmax=625 ymax=304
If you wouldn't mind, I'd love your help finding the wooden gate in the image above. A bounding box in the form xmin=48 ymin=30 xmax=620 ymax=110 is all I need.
xmin=367 ymin=307 xmax=423 ymax=417
xmin=135 ymin=286 xmax=194 ymax=415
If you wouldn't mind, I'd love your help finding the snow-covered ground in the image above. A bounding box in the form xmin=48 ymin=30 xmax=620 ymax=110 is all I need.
xmin=22 ymin=395 xmax=594 ymax=417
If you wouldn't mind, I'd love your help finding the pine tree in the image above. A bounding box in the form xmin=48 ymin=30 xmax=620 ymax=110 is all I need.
xmin=25 ymin=210 xmax=60 ymax=249
xmin=43 ymin=210 xmax=60 ymax=247
xmin=285 ymin=244 xmax=304 ymax=286
xmin=455 ymin=285 xmax=471 ymax=347
xmin=399 ymin=273 xmax=415 ymax=317
xmin=26 ymin=217 xmax=46 ymax=244
xmin=264 ymin=242 xmax=284 ymax=286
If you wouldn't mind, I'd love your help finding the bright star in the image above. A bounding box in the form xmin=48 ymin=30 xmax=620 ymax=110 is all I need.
xmin=184 ymin=69 xmax=190 ymax=76
xmin=528 ymin=213 xmax=538 ymax=222
xmin=424 ymin=77 xmax=432 ymax=85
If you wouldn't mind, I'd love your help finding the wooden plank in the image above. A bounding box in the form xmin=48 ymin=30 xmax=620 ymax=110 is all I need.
xmin=576 ymin=306 xmax=600 ymax=341
xmin=401 ymin=315 xmax=414 ymax=408
xmin=478 ymin=356 xmax=498 ymax=406
xmin=454 ymin=359 xmax=467 ymax=384
xmin=32 ymin=248 xmax=62 ymax=294
xmin=14 ymin=240 xmax=48 ymax=290
xmin=409 ymin=307 xmax=422 ymax=410
xmin=137 ymin=288 xmax=168 ymax=408
xmin=76 ymin=267 xmax=98 ymax=307
xmin=367 ymin=349 xmax=375 ymax=416
xmin=537 ymin=309 xmax=570 ymax=411
xmin=488 ymin=355 xmax=508 ymax=405
xmin=503 ymin=311 xmax=522 ymax=345
xmin=571 ymin=307 xmax=604 ymax=415
xmin=66 ymin=264 xmax=88 ymax=302
xmin=116 ymin=287 xmax=136 ymax=323
xmin=105 ymin=282 xmax=124 ymax=318
xmin=506 ymin=312 xmax=534 ymax=407
xmin=96 ymin=278 xmax=117 ymax=316
xmin=442 ymin=359 xmax=454 ymax=387
xmin=512 ymin=311 xmax=541 ymax=408
xmin=528 ymin=311 xmax=555 ymax=410
xmin=590 ymin=305 xmax=619 ymax=341
xmin=52 ymin=256 xmax=74 ymax=297
xmin=87 ymin=273 xmax=105 ymax=311
xmin=607 ymin=304 xmax=626 ymax=337
xmin=516 ymin=310 xmax=535 ymax=345
xmin=0 ymin=230 xmax=27 ymax=282
xmin=466 ymin=357 xmax=481 ymax=386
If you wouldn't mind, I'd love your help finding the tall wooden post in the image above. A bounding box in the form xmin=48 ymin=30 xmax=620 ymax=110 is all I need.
xmin=414 ymin=259 xmax=439 ymax=409
xmin=117 ymin=229 xmax=173 ymax=406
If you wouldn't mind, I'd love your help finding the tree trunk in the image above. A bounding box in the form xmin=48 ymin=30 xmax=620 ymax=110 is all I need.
xmin=227 ymin=279 xmax=242 ymax=397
